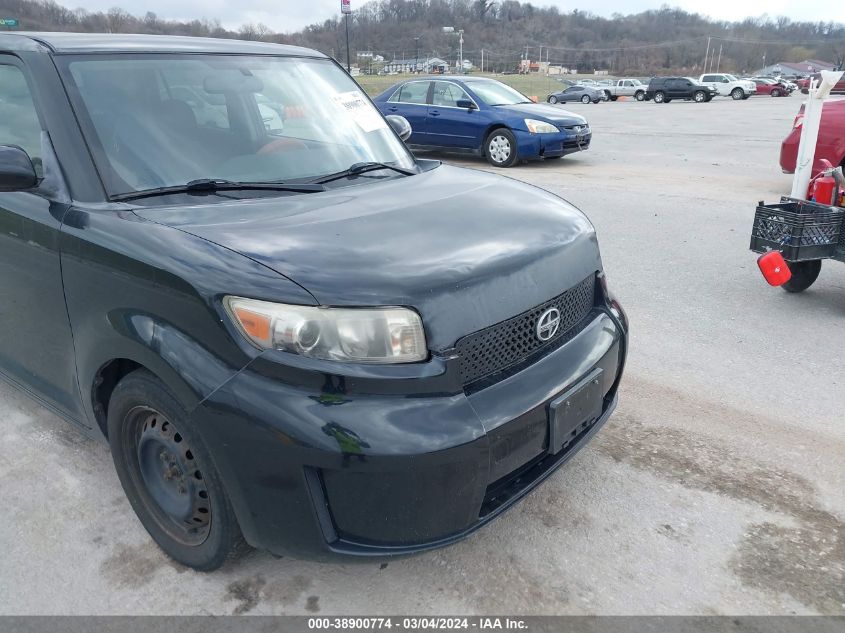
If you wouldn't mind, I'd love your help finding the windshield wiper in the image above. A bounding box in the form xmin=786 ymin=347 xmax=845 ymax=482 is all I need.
xmin=111 ymin=178 xmax=326 ymax=202
xmin=314 ymin=162 xmax=416 ymax=185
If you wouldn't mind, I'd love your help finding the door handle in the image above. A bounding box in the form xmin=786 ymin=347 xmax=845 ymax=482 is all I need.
xmin=429 ymin=110 xmax=440 ymax=116
xmin=388 ymin=106 xmax=398 ymax=112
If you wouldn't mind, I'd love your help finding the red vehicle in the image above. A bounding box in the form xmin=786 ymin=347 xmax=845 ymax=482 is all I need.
xmin=797 ymin=72 xmax=845 ymax=94
xmin=750 ymin=78 xmax=790 ymax=97
xmin=780 ymin=100 xmax=845 ymax=175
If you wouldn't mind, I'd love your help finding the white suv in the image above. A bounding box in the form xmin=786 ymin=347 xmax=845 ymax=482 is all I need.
xmin=698 ymin=73 xmax=757 ymax=100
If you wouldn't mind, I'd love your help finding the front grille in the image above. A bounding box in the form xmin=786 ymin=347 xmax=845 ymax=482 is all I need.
xmin=559 ymin=124 xmax=589 ymax=133
xmin=455 ymin=275 xmax=596 ymax=387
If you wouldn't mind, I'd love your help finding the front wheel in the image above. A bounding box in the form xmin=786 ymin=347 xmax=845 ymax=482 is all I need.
xmin=548 ymin=95 xmax=558 ymax=104
xmin=485 ymin=129 xmax=518 ymax=168
xmin=610 ymin=95 xmax=619 ymax=101
xmin=635 ymin=91 xmax=645 ymax=101
xmin=782 ymin=260 xmax=822 ymax=293
xmin=653 ymin=91 xmax=666 ymax=103
xmin=771 ymin=89 xmax=781 ymax=97
xmin=108 ymin=370 xmax=247 ymax=571
xmin=731 ymin=88 xmax=744 ymax=100
xmin=581 ymin=94 xmax=591 ymax=104
xmin=693 ymin=90 xmax=706 ymax=103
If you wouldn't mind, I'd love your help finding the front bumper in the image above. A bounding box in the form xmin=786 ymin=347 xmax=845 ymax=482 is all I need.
xmin=514 ymin=129 xmax=592 ymax=159
xmin=192 ymin=307 xmax=626 ymax=561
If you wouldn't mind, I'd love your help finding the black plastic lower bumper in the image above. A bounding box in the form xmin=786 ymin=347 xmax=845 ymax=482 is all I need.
xmin=191 ymin=309 xmax=626 ymax=561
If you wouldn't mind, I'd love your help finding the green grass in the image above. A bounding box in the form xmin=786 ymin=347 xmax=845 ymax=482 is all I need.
xmin=355 ymin=72 xmax=598 ymax=99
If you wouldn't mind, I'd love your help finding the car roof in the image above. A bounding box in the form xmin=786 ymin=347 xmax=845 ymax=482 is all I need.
xmin=392 ymin=76 xmax=502 ymax=84
xmin=0 ymin=32 xmax=325 ymax=57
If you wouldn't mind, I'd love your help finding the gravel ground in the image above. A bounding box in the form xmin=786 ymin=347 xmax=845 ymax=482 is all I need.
xmin=1 ymin=94 xmax=843 ymax=616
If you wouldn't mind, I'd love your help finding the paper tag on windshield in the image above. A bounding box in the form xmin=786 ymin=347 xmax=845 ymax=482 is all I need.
xmin=332 ymin=90 xmax=387 ymax=133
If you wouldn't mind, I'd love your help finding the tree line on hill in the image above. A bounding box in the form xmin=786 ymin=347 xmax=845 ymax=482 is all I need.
xmin=1 ymin=0 xmax=843 ymax=75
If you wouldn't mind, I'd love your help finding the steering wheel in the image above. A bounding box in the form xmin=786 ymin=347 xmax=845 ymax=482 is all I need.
xmin=258 ymin=137 xmax=309 ymax=155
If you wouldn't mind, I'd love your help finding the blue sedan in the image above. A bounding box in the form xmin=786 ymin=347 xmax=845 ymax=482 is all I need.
xmin=372 ymin=77 xmax=591 ymax=167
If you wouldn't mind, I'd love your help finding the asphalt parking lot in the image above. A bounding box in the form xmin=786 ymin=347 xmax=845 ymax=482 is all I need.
xmin=1 ymin=95 xmax=843 ymax=616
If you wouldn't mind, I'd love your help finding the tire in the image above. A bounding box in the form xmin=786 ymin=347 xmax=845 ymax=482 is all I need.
xmin=782 ymin=260 xmax=822 ymax=293
xmin=107 ymin=369 xmax=247 ymax=571
xmin=548 ymin=95 xmax=558 ymax=104
xmin=635 ymin=91 xmax=645 ymax=101
xmin=771 ymin=89 xmax=781 ymax=97
xmin=693 ymin=90 xmax=706 ymax=103
xmin=653 ymin=91 xmax=666 ymax=103
xmin=485 ymin=128 xmax=518 ymax=168
xmin=610 ymin=96 xmax=618 ymax=101
xmin=581 ymin=94 xmax=591 ymax=104
xmin=731 ymin=88 xmax=744 ymax=100
xmin=603 ymin=90 xmax=611 ymax=101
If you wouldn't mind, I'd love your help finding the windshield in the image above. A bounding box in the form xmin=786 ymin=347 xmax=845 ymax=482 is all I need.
xmin=469 ymin=80 xmax=532 ymax=106
xmin=725 ymin=74 xmax=739 ymax=81
xmin=59 ymin=54 xmax=415 ymax=196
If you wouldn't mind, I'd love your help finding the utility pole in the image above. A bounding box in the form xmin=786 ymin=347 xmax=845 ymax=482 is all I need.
xmin=703 ymin=36 xmax=711 ymax=72
xmin=481 ymin=48 xmax=484 ymax=73
xmin=340 ymin=0 xmax=352 ymax=72
xmin=344 ymin=13 xmax=351 ymax=72
xmin=414 ymin=36 xmax=420 ymax=73
xmin=716 ymin=44 xmax=722 ymax=72
xmin=458 ymin=29 xmax=464 ymax=73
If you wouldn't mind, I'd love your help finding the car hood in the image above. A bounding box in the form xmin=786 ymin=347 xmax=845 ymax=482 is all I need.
xmin=133 ymin=165 xmax=601 ymax=350
xmin=497 ymin=102 xmax=587 ymax=125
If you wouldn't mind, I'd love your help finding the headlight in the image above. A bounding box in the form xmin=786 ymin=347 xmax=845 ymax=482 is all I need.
xmin=524 ymin=118 xmax=559 ymax=134
xmin=224 ymin=297 xmax=427 ymax=363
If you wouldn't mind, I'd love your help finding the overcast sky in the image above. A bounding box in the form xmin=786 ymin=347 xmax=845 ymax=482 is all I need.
xmin=71 ymin=0 xmax=843 ymax=33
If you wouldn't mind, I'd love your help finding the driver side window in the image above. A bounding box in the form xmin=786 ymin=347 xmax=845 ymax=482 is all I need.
xmin=0 ymin=64 xmax=43 ymax=177
xmin=432 ymin=82 xmax=471 ymax=107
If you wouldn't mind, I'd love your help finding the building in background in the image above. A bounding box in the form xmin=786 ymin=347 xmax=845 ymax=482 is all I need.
xmin=382 ymin=57 xmax=448 ymax=74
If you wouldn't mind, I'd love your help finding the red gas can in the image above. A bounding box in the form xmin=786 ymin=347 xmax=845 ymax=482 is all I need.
xmin=757 ymin=251 xmax=792 ymax=286
xmin=812 ymin=174 xmax=837 ymax=205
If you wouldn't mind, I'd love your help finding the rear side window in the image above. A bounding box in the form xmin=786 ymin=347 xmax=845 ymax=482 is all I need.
xmin=389 ymin=82 xmax=429 ymax=105
xmin=0 ymin=64 xmax=42 ymax=176
xmin=702 ymin=75 xmax=717 ymax=82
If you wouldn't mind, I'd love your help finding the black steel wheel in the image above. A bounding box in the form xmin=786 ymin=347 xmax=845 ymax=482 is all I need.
xmin=782 ymin=260 xmax=822 ymax=293
xmin=108 ymin=369 xmax=247 ymax=570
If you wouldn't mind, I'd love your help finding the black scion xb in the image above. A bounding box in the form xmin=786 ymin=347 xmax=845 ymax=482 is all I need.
xmin=0 ymin=33 xmax=627 ymax=570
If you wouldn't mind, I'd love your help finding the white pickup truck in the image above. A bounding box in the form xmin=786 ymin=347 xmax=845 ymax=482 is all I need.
xmin=698 ymin=73 xmax=757 ymax=100
xmin=601 ymin=79 xmax=648 ymax=101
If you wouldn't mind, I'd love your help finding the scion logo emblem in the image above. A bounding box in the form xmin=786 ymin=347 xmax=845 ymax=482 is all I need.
xmin=536 ymin=308 xmax=561 ymax=342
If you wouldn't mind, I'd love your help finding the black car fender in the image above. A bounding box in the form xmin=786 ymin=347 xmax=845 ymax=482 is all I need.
xmin=58 ymin=207 xmax=315 ymax=439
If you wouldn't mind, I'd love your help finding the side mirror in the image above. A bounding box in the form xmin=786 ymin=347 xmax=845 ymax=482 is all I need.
xmin=0 ymin=146 xmax=37 ymax=192
xmin=456 ymin=99 xmax=477 ymax=110
xmin=385 ymin=114 xmax=412 ymax=142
